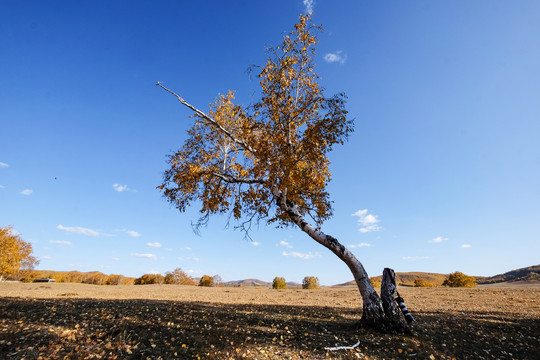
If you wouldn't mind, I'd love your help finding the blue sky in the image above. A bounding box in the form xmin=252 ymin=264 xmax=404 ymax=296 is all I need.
xmin=1 ymin=1 xmax=539 ymax=285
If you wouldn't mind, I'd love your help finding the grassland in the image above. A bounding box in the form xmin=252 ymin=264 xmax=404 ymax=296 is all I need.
xmin=1 ymin=283 xmax=539 ymax=359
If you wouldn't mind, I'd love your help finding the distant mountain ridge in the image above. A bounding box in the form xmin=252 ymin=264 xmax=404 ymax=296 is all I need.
xmin=477 ymin=264 xmax=540 ymax=284
xmin=224 ymin=279 xmax=302 ymax=287
xmin=336 ymin=265 xmax=540 ymax=287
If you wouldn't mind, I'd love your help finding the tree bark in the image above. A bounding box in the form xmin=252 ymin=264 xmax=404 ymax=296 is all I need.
xmin=381 ymin=268 xmax=409 ymax=333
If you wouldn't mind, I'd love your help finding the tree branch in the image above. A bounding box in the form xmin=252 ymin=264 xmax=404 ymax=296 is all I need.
xmin=211 ymin=172 xmax=266 ymax=184
xmin=156 ymin=82 xmax=258 ymax=157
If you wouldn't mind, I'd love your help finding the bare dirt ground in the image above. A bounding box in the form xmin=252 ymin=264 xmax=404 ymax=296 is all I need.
xmin=1 ymin=283 xmax=539 ymax=359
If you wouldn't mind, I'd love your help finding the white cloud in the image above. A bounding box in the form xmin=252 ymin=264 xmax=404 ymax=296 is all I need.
xmin=131 ymin=253 xmax=157 ymax=260
xmin=147 ymin=242 xmax=162 ymax=248
xmin=49 ymin=240 xmax=72 ymax=246
xmin=352 ymin=209 xmax=381 ymax=233
xmin=0 ymin=162 xmax=8 ymax=168
xmin=461 ymin=244 xmax=472 ymax=248
xmin=127 ymin=230 xmax=141 ymax=237
xmin=178 ymin=256 xmax=200 ymax=262
xmin=303 ymin=0 xmax=314 ymax=14
xmin=0 ymin=185 xmax=5 ymax=189
xmin=20 ymin=189 xmax=33 ymax=196
xmin=279 ymin=240 xmax=293 ymax=248
xmin=113 ymin=183 xmax=136 ymax=192
xmin=42 ymin=255 xmax=52 ymax=260
xmin=251 ymin=241 xmax=261 ymax=246
xmin=112 ymin=257 xmax=120 ymax=261
xmin=429 ymin=236 xmax=448 ymax=243
xmin=57 ymin=224 xmax=100 ymax=236
xmin=324 ymin=51 xmax=347 ymax=64
xmin=402 ymin=256 xmax=430 ymax=261
xmin=180 ymin=247 xmax=192 ymax=251
xmin=349 ymin=242 xmax=372 ymax=248
xmin=282 ymin=251 xmax=321 ymax=260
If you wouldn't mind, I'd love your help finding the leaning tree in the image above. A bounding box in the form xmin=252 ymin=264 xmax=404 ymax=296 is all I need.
xmin=158 ymin=15 xmax=408 ymax=332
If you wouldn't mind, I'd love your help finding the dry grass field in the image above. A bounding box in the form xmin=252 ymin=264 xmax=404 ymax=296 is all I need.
xmin=1 ymin=282 xmax=539 ymax=359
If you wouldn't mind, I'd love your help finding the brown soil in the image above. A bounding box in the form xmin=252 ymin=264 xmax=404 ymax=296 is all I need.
xmin=1 ymin=283 xmax=539 ymax=359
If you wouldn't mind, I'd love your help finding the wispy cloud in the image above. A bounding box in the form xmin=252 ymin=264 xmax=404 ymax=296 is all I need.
xmin=180 ymin=247 xmax=192 ymax=251
xmin=111 ymin=257 xmax=120 ymax=261
xmin=0 ymin=162 xmax=8 ymax=168
xmin=461 ymin=244 xmax=472 ymax=248
xmin=402 ymin=256 xmax=430 ymax=261
xmin=324 ymin=51 xmax=347 ymax=64
xmin=279 ymin=240 xmax=293 ymax=248
xmin=349 ymin=242 xmax=372 ymax=248
xmin=177 ymin=256 xmax=200 ymax=262
xmin=57 ymin=224 xmax=99 ymax=236
xmin=251 ymin=241 xmax=261 ymax=246
xmin=303 ymin=0 xmax=314 ymax=14
xmin=0 ymin=185 xmax=5 ymax=188
xmin=352 ymin=209 xmax=381 ymax=233
xmin=282 ymin=251 xmax=321 ymax=260
xmin=429 ymin=236 xmax=448 ymax=243
xmin=131 ymin=253 xmax=157 ymax=260
xmin=42 ymin=255 xmax=52 ymax=260
xmin=49 ymin=240 xmax=72 ymax=246
xmin=113 ymin=183 xmax=136 ymax=192
xmin=113 ymin=229 xmax=140 ymax=237
xmin=20 ymin=189 xmax=33 ymax=196
xmin=147 ymin=242 xmax=162 ymax=248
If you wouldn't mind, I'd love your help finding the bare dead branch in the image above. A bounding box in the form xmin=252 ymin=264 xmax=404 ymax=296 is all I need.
xmin=156 ymin=82 xmax=258 ymax=157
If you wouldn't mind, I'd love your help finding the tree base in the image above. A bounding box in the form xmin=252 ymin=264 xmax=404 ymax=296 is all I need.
xmin=358 ymin=314 xmax=412 ymax=334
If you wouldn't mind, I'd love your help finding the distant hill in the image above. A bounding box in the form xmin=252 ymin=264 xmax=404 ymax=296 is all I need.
xmin=477 ymin=264 xmax=540 ymax=284
xmin=336 ymin=265 xmax=540 ymax=287
xmin=224 ymin=279 xmax=271 ymax=287
xmin=224 ymin=279 xmax=301 ymax=287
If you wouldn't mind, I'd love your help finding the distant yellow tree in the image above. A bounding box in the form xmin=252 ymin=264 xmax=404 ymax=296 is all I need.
xmin=443 ymin=271 xmax=477 ymax=288
xmin=414 ymin=278 xmax=436 ymax=287
xmin=164 ymin=268 xmax=197 ymax=285
xmin=369 ymin=277 xmax=382 ymax=288
xmin=272 ymin=277 xmax=287 ymax=289
xmin=199 ymin=275 xmax=215 ymax=287
xmin=0 ymin=226 xmax=39 ymax=280
xmin=302 ymin=276 xmax=320 ymax=289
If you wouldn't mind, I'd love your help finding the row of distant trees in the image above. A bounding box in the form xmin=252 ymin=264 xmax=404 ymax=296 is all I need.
xmin=369 ymin=271 xmax=477 ymax=288
xmin=272 ymin=276 xmax=320 ymax=289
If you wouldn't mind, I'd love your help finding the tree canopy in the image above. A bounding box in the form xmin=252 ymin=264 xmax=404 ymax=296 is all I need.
xmin=0 ymin=226 xmax=39 ymax=279
xmin=158 ymin=15 xmax=352 ymax=233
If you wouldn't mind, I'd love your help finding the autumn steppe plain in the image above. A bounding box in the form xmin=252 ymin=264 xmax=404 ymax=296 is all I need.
xmin=1 ymin=283 xmax=539 ymax=359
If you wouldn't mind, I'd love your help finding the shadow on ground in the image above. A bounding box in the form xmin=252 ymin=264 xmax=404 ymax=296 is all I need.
xmin=1 ymin=298 xmax=539 ymax=359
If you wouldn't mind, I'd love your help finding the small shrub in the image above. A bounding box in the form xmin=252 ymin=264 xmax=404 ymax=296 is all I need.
xmin=199 ymin=275 xmax=215 ymax=287
xmin=302 ymin=276 xmax=320 ymax=289
xmin=164 ymin=268 xmax=197 ymax=285
xmin=443 ymin=271 xmax=477 ymax=288
xmin=414 ymin=278 xmax=436 ymax=287
xmin=272 ymin=277 xmax=287 ymax=289
xmin=369 ymin=277 xmax=381 ymax=288
xmin=134 ymin=273 xmax=165 ymax=285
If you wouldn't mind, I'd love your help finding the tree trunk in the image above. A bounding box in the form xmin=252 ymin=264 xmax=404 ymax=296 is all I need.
xmin=381 ymin=268 xmax=409 ymax=333
xmin=278 ymin=196 xmax=409 ymax=332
